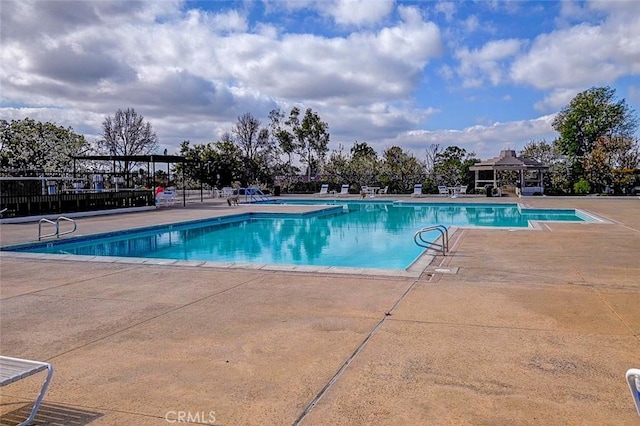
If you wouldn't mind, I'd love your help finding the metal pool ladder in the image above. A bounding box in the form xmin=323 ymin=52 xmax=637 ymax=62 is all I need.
xmin=38 ymin=216 xmax=77 ymax=241
xmin=414 ymin=224 xmax=449 ymax=255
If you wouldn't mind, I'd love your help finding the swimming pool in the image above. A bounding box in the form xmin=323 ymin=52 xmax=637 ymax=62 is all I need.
xmin=2 ymin=202 xmax=596 ymax=270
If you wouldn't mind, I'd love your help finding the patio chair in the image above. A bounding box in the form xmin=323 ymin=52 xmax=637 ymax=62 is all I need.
xmin=0 ymin=355 xmax=54 ymax=426
xmin=627 ymin=368 xmax=640 ymax=416
xmin=221 ymin=187 xmax=234 ymax=197
xmin=438 ymin=186 xmax=449 ymax=197
xmin=458 ymin=185 xmax=468 ymax=196
xmin=155 ymin=187 xmax=176 ymax=206
xmin=316 ymin=184 xmax=329 ymax=196
xmin=378 ymin=186 xmax=388 ymax=195
xmin=411 ymin=184 xmax=424 ymax=197
xmin=337 ymin=184 xmax=350 ymax=196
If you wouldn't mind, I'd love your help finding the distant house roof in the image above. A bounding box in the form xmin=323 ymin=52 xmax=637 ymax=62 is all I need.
xmin=469 ymin=150 xmax=548 ymax=171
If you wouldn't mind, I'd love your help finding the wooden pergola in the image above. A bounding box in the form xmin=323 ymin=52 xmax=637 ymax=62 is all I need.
xmin=469 ymin=150 xmax=548 ymax=195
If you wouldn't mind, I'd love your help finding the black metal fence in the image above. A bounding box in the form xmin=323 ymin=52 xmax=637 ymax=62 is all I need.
xmin=1 ymin=190 xmax=155 ymax=218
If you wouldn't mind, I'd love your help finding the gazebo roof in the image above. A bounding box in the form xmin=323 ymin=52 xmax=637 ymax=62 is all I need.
xmin=469 ymin=150 xmax=548 ymax=171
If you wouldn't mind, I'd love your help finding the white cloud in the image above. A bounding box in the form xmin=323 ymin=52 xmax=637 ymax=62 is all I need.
xmin=556 ymin=0 xmax=594 ymax=27
xmin=462 ymin=15 xmax=480 ymax=33
xmin=388 ymin=115 xmax=558 ymax=159
xmin=534 ymin=88 xmax=582 ymax=113
xmin=455 ymin=39 xmax=523 ymax=87
xmin=326 ymin=0 xmax=395 ymax=26
xmin=434 ymin=1 xmax=457 ymax=22
xmin=377 ymin=6 xmax=442 ymax=64
xmin=438 ymin=64 xmax=454 ymax=80
xmin=511 ymin=2 xmax=640 ymax=90
xmin=265 ymin=0 xmax=316 ymax=13
xmin=209 ymin=14 xmax=440 ymax=105
xmin=0 ymin=0 xmax=444 ymax=149
xmin=0 ymin=107 xmax=105 ymax=140
xmin=201 ymin=8 xmax=249 ymax=32
xmin=307 ymin=101 xmax=438 ymax=148
xmin=266 ymin=0 xmax=394 ymax=27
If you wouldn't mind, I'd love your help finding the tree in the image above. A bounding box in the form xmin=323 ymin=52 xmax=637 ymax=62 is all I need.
xmin=176 ymin=135 xmax=244 ymax=188
xmin=321 ymin=142 xmax=382 ymax=190
xmin=520 ymin=139 xmax=559 ymax=165
xmin=348 ymin=142 xmax=379 ymax=187
xmin=424 ymin=143 xmax=441 ymax=175
xmin=380 ymin=146 xmax=425 ymax=193
xmin=269 ymin=108 xmax=296 ymax=167
xmin=552 ymin=86 xmax=638 ymax=182
xmin=582 ymin=143 xmax=611 ymax=193
xmin=350 ymin=142 xmax=377 ymax=159
xmin=583 ymin=136 xmax=640 ymax=193
xmin=215 ymin=133 xmax=244 ymax=187
xmin=287 ymin=107 xmax=329 ymax=180
xmin=432 ymin=146 xmax=477 ymax=188
xmin=268 ymin=108 xmax=299 ymax=191
xmin=233 ymin=113 xmax=262 ymax=162
xmin=520 ymin=139 xmax=571 ymax=194
xmin=322 ymin=144 xmax=351 ymax=185
xmin=232 ymin=113 xmax=276 ymax=186
xmin=176 ymin=140 xmax=215 ymax=188
xmin=0 ymin=118 xmax=90 ymax=173
xmin=99 ymin=108 xmax=159 ymax=178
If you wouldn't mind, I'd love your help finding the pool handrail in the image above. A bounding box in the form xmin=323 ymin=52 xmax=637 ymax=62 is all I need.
xmin=414 ymin=224 xmax=449 ymax=255
xmin=243 ymin=187 xmax=273 ymax=203
xmin=38 ymin=216 xmax=77 ymax=241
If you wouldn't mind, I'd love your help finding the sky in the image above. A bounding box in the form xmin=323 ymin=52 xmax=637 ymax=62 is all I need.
xmin=1 ymin=0 xmax=639 ymax=161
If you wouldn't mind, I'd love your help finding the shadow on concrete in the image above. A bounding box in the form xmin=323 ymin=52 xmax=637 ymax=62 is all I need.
xmin=0 ymin=402 xmax=103 ymax=425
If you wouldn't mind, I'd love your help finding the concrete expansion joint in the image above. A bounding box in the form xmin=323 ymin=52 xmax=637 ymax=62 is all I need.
xmin=293 ymin=276 xmax=423 ymax=424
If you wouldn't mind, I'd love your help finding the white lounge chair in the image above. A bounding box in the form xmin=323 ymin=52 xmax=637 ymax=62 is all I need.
xmin=316 ymin=184 xmax=329 ymax=196
xmin=438 ymin=186 xmax=448 ymax=197
xmin=0 ymin=355 xmax=54 ymax=426
xmin=156 ymin=187 xmax=176 ymax=206
xmin=378 ymin=186 xmax=388 ymax=195
xmin=411 ymin=184 xmax=424 ymax=197
xmin=337 ymin=184 xmax=350 ymax=196
xmin=627 ymin=368 xmax=640 ymax=416
xmin=458 ymin=185 xmax=468 ymax=196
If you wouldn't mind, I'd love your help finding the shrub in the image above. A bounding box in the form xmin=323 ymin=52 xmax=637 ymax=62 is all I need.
xmin=573 ymin=179 xmax=591 ymax=194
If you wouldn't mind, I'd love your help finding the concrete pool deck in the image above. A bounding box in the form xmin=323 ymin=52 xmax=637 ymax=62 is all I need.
xmin=0 ymin=195 xmax=638 ymax=425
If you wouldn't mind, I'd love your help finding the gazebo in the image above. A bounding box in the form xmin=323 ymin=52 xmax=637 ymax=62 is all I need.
xmin=469 ymin=150 xmax=548 ymax=196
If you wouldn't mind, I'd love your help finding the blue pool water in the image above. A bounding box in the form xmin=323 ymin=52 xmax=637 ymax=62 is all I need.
xmin=3 ymin=202 xmax=592 ymax=270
